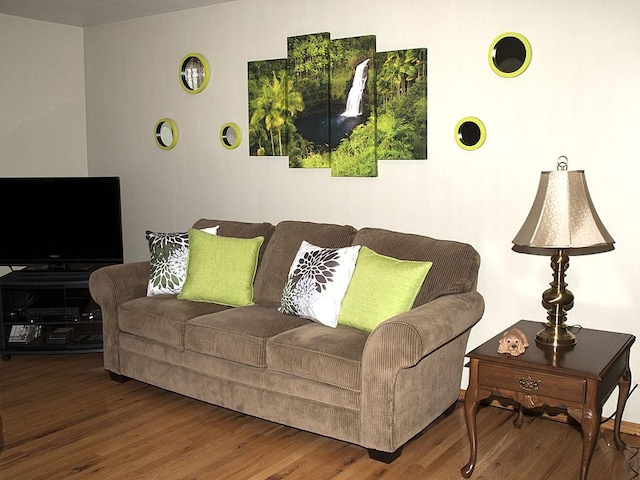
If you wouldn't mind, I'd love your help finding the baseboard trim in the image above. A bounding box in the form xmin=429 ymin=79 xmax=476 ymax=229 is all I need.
xmin=458 ymin=389 xmax=640 ymax=437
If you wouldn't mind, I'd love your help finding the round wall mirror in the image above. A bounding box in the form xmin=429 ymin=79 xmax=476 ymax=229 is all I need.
xmin=180 ymin=53 xmax=210 ymax=93
xmin=489 ymin=32 xmax=532 ymax=78
xmin=455 ymin=117 xmax=486 ymax=150
xmin=220 ymin=123 xmax=242 ymax=150
xmin=155 ymin=118 xmax=179 ymax=150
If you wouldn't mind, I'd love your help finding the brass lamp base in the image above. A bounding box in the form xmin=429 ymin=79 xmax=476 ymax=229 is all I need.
xmin=535 ymin=322 xmax=576 ymax=347
xmin=537 ymin=250 xmax=577 ymax=348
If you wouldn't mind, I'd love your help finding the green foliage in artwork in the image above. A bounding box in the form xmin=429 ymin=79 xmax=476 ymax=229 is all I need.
xmin=286 ymin=131 xmax=330 ymax=168
xmin=376 ymin=113 xmax=416 ymax=160
xmin=329 ymin=119 xmax=377 ymax=177
xmin=248 ymin=61 xmax=304 ymax=157
xmin=377 ymin=76 xmax=427 ymax=159
xmin=376 ymin=50 xmax=427 ymax=159
xmin=287 ymin=33 xmax=330 ymax=115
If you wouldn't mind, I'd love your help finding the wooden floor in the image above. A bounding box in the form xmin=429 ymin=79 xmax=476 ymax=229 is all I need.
xmin=0 ymin=354 xmax=639 ymax=480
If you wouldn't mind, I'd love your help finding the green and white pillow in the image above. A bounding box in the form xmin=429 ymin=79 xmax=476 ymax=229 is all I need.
xmin=278 ymin=241 xmax=361 ymax=327
xmin=146 ymin=226 xmax=218 ymax=296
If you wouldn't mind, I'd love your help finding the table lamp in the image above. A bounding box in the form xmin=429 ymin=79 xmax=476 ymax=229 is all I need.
xmin=512 ymin=156 xmax=615 ymax=347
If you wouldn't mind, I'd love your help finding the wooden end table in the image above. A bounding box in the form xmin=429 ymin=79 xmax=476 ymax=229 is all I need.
xmin=461 ymin=320 xmax=634 ymax=480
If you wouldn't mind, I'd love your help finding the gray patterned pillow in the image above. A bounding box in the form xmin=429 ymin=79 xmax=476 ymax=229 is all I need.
xmin=278 ymin=240 xmax=361 ymax=327
xmin=146 ymin=226 xmax=218 ymax=296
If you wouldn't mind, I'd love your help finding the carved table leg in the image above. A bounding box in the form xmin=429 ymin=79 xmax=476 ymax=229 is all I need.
xmin=513 ymin=405 xmax=525 ymax=429
xmin=614 ymin=364 xmax=632 ymax=451
xmin=461 ymin=359 xmax=491 ymax=478
xmin=461 ymin=392 xmax=479 ymax=478
xmin=568 ymin=381 xmax=601 ymax=480
xmin=580 ymin=409 xmax=600 ymax=480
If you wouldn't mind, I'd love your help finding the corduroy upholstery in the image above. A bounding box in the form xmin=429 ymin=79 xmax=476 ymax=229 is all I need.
xmin=89 ymin=219 xmax=484 ymax=460
xmin=253 ymin=220 xmax=357 ymax=304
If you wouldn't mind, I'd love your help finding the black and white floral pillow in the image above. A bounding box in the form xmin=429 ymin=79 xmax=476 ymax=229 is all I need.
xmin=146 ymin=226 xmax=218 ymax=296
xmin=278 ymin=241 xmax=361 ymax=327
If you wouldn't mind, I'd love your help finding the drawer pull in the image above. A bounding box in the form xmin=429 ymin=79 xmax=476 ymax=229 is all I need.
xmin=519 ymin=376 xmax=540 ymax=391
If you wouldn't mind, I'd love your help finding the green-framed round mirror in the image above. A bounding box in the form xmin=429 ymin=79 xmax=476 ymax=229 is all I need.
xmin=220 ymin=123 xmax=242 ymax=150
xmin=155 ymin=118 xmax=179 ymax=150
xmin=180 ymin=53 xmax=210 ymax=93
xmin=455 ymin=117 xmax=486 ymax=150
xmin=489 ymin=32 xmax=532 ymax=78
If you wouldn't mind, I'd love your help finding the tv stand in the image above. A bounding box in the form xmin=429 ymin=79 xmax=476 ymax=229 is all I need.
xmin=0 ymin=269 xmax=103 ymax=360
xmin=21 ymin=263 xmax=101 ymax=273
xmin=13 ymin=264 xmax=107 ymax=282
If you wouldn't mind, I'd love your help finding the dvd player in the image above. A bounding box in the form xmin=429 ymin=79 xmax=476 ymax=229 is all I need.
xmin=25 ymin=307 xmax=80 ymax=321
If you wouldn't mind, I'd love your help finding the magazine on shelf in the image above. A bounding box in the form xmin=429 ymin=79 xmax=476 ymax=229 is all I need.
xmin=8 ymin=324 xmax=42 ymax=343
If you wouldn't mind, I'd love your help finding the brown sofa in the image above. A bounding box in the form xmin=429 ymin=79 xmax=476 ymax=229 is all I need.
xmin=89 ymin=219 xmax=484 ymax=461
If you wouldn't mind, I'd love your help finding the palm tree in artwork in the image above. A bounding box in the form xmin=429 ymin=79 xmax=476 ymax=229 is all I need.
xmin=281 ymin=74 xmax=304 ymax=154
xmin=250 ymin=70 xmax=304 ymax=156
xmin=250 ymin=76 xmax=279 ymax=156
xmin=380 ymin=49 xmax=420 ymax=96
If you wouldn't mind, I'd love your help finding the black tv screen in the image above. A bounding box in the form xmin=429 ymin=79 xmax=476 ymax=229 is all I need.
xmin=0 ymin=177 xmax=123 ymax=269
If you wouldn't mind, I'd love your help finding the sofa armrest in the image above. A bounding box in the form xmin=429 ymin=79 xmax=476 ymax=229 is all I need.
xmin=89 ymin=261 xmax=150 ymax=373
xmin=360 ymin=291 xmax=484 ymax=451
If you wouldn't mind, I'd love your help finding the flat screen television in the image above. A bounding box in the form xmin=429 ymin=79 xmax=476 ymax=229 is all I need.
xmin=0 ymin=176 xmax=123 ymax=271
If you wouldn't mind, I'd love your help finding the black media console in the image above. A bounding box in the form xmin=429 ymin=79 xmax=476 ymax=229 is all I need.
xmin=0 ymin=268 xmax=103 ymax=360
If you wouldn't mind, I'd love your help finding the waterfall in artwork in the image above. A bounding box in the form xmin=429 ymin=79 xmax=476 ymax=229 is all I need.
xmin=341 ymin=59 xmax=370 ymax=117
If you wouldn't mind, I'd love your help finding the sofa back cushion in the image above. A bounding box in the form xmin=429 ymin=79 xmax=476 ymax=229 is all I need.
xmin=253 ymin=221 xmax=357 ymax=304
xmin=178 ymin=230 xmax=264 ymax=306
xmin=191 ymin=219 xmax=275 ymax=270
xmin=351 ymin=227 xmax=480 ymax=307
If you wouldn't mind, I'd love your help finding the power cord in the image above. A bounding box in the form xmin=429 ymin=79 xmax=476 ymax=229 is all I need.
xmin=568 ymin=324 xmax=583 ymax=334
xmin=516 ymin=323 xmax=635 ymax=477
xmin=628 ymin=447 xmax=639 ymax=480
xmin=600 ymin=383 xmax=639 ymax=479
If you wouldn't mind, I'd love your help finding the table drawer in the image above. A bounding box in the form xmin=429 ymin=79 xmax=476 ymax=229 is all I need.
xmin=478 ymin=363 xmax=586 ymax=404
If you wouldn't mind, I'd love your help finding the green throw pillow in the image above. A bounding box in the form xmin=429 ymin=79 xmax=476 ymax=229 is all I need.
xmin=337 ymin=246 xmax=432 ymax=332
xmin=178 ymin=229 xmax=264 ymax=307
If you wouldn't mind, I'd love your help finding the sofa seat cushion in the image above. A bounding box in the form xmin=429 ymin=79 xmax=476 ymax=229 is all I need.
xmin=119 ymin=295 xmax=230 ymax=348
xmin=184 ymin=305 xmax=310 ymax=367
xmin=266 ymin=323 xmax=368 ymax=391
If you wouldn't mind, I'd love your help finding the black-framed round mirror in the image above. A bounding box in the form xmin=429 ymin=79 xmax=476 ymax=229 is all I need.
xmin=455 ymin=117 xmax=486 ymax=150
xmin=489 ymin=32 xmax=532 ymax=78
xmin=155 ymin=118 xmax=179 ymax=150
xmin=180 ymin=53 xmax=210 ymax=93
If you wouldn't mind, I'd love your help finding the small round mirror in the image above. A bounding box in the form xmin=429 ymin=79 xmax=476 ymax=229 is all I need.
xmin=455 ymin=117 xmax=486 ymax=150
xmin=489 ymin=32 xmax=532 ymax=78
xmin=220 ymin=123 xmax=242 ymax=150
xmin=180 ymin=53 xmax=210 ymax=93
xmin=155 ymin=118 xmax=179 ymax=150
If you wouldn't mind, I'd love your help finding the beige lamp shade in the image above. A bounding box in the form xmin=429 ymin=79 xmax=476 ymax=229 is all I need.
xmin=512 ymin=170 xmax=615 ymax=256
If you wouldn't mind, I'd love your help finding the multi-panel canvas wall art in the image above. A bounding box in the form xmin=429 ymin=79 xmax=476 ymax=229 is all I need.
xmin=248 ymin=34 xmax=427 ymax=177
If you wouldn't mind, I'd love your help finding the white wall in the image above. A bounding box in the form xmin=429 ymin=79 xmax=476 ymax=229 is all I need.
xmin=0 ymin=14 xmax=87 ymax=176
xmin=82 ymin=0 xmax=640 ymax=424
xmin=0 ymin=14 xmax=87 ymax=276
